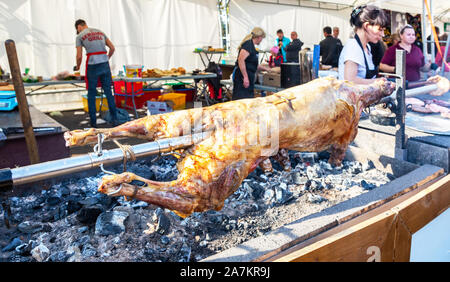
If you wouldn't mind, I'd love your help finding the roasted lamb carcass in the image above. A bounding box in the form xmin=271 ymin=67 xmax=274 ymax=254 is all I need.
xmin=64 ymin=77 xmax=395 ymax=217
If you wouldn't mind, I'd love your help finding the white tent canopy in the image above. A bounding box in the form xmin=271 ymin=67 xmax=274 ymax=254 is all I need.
xmin=0 ymin=0 xmax=220 ymax=77
xmin=0 ymin=0 xmax=448 ymax=77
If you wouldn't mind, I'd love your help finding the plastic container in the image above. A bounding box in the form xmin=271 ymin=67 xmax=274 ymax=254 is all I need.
xmin=0 ymin=91 xmax=17 ymax=111
xmin=173 ymin=88 xmax=195 ymax=102
xmin=158 ymin=93 xmax=186 ymax=110
xmin=114 ymin=92 xmax=149 ymax=109
xmin=125 ymin=65 xmax=143 ymax=78
xmin=114 ymin=81 xmax=143 ymax=94
xmin=82 ymin=94 xmax=109 ymax=112
xmin=143 ymin=88 xmax=162 ymax=101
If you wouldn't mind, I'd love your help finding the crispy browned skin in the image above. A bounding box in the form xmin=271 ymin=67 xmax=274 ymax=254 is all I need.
xmin=64 ymin=77 xmax=395 ymax=217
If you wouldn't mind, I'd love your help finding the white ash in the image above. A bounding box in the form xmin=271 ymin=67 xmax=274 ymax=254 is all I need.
xmin=0 ymin=152 xmax=391 ymax=262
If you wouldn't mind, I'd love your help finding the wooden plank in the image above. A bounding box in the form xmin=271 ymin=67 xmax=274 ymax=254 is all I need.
xmin=266 ymin=175 xmax=443 ymax=262
xmin=274 ymin=211 xmax=397 ymax=262
xmin=395 ymin=175 xmax=450 ymax=234
xmin=271 ymin=175 xmax=450 ymax=262
xmin=393 ymin=216 xmax=412 ymax=262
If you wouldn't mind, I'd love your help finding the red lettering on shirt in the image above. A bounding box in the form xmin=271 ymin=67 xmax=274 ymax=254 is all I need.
xmin=82 ymin=32 xmax=104 ymax=42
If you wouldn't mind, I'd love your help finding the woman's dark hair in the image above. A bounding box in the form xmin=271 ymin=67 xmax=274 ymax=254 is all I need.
xmin=350 ymin=5 xmax=388 ymax=29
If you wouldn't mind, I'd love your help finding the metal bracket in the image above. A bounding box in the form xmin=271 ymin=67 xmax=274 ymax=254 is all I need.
xmin=93 ymin=134 xmax=116 ymax=175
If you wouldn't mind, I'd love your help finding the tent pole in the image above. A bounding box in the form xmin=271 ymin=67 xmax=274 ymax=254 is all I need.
xmin=440 ymin=35 xmax=450 ymax=76
xmin=430 ymin=0 xmax=435 ymax=63
xmin=422 ymin=0 xmax=428 ymax=57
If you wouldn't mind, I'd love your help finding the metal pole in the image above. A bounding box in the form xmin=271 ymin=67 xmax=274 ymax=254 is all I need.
xmin=4 ymin=40 xmax=40 ymax=165
xmin=3 ymin=132 xmax=208 ymax=188
xmin=430 ymin=0 xmax=435 ymax=64
xmin=441 ymin=35 xmax=450 ymax=76
xmin=422 ymin=0 xmax=428 ymax=57
xmin=395 ymin=49 xmax=407 ymax=161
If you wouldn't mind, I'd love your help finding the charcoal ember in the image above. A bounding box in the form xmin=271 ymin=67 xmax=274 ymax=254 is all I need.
xmin=78 ymin=197 xmax=99 ymax=207
xmin=15 ymin=240 xmax=36 ymax=256
xmin=309 ymin=180 xmax=321 ymax=190
xmin=178 ymin=242 xmax=191 ymax=262
xmin=248 ymin=181 xmax=265 ymax=200
xmin=94 ymin=193 xmax=115 ymax=208
xmin=95 ymin=211 xmax=129 ymax=236
xmin=53 ymin=204 xmax=68 ymax=221
xmin=155 ymin=212 xmax=171 ymax=235
xmin=46 ymin=196 xmax=61 ymax=206
xmin=160 ymin=235 xmax=170 ymax=245
xmin=348 ymin=162 xmax=362 ymax=174
xmin=234 ymin=183 xmax=250 ymax=201
xmin=263 ymin=188 xmax=275 ymax=202
xmin=77 ymin=204 xmax=104 ymax=224
xmin=319 ymin=160 xmax=333 ymax=171
xmin=66 ymin=246 xmax=82 ymax=262
xmin=30 ymin=198 xmax=44 ymax=210
xmin=326 ymin=175 xmax=343 ymax=185
xmin=208 ymin=212 xmax=228 ymax=225
xmin=342 ymin=178 xmax=354 ymax=189
xmin=291 ymin=171 xmax=308 ymax=185
xmin=362 ymin=160 xmax=375 ymax=171
xmin=294 ymin=152 xmax=318 ymax=164
xmin=2 ymin=237 xmax=23 ymax=252
xmin=8 ymin=254 xmax=33 ymax=262
xmin=131 ymin=201 xmax=149 ymax=209
xmin=77 ymin=235 xmax=91 ymax=246
xmin=31 ymin=243 xmax=50 ymax=262
xmin=17 ymin=221 xmax=43 ymax=234
xmin=81 ymin=244 xmax=97 ymax=257
xmin=67 ymin=198 xmax=82 ymax=214
xmin=274 ymin=186 xmax=293 ymax=204
xmin=60 ymin=186 xmax=71 ymax=196
xmin=360 ymin=180 xmax=376 ymax=190
xmin=306 ymin=165 xmax=321 ymax=179
xmin=307 ymin=194 xmax=327 ymax=204
xmin=48 ymin=251 xmax=70 ymax=262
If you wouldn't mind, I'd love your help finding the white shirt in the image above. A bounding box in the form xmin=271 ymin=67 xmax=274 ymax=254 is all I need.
xmin=338 ymin=38 xmax=375 ymax=80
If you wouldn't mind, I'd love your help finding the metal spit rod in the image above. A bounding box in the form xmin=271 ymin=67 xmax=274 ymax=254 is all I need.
xmin=0 ymin=132 xmax=208 ymax=190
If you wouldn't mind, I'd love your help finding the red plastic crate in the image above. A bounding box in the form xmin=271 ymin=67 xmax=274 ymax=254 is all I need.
xmin=114 ymin=92 xmax=147 ymax=109
xmin=114 ymin=81 xmax=143 ymax=94
xmin=143 ymin=88 xmax=162 ymax=101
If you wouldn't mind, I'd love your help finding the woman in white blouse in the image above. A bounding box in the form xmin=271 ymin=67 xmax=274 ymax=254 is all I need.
xmin=338 ymin=5 xmax=388 ymax=84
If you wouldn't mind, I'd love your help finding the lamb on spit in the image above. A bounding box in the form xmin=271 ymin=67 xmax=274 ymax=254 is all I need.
xmin=65 ymin=76 xmax=398 ymax=217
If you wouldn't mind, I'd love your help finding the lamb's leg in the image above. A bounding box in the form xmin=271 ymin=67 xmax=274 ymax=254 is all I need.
xmin=258 ymin=149 xmax=291 ymax=173
xmin=64 ymin=107 xmax=211 ymax=147
xmin=328 ymin=144 xmax=347 ymax=166
xmin=98 ymin=160 xmax=247 ymax=218
xmin=273 ymin=149 xmax=291 ymax=171
xmin=98 ymin=172 xmax=199 ymax=217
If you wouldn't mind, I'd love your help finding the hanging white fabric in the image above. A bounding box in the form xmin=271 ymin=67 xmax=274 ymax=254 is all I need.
xmin=0 ymin=0 xmax=220 ymax=77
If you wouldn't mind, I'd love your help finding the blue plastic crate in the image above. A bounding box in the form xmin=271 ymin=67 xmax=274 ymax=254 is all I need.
xmin=0 ymin=91 xmax=17 ymax=111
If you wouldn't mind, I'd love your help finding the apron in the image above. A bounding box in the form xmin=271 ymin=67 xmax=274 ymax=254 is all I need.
xmin=354 ymin=34 xmax=378 ymax=79
xmin=85 ymin=51 xmax=107 ymax=89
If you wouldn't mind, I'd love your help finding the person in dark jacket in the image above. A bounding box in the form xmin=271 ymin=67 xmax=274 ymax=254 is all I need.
xmin=285 ymin=31 xmax=304 ymax=62
xmin=369 ymin=40 xmax=387 ymax=67
xmin=319 ymin=26 xmax=340 ymax=67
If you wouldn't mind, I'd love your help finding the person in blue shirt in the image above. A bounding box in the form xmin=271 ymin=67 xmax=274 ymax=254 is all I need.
xmin=275 ymin=29 xmax=291 ymax=62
